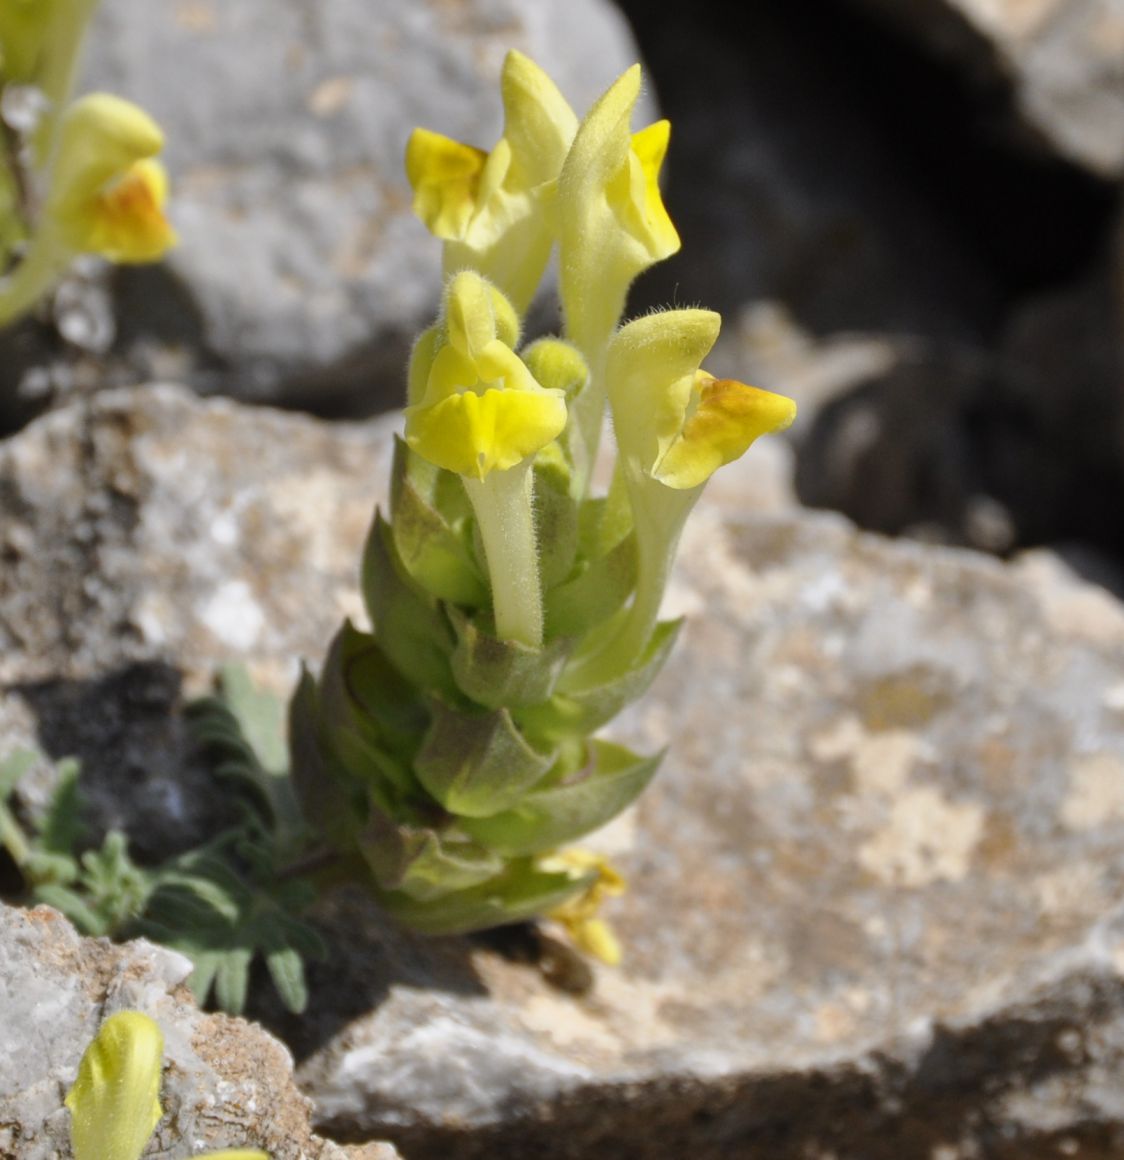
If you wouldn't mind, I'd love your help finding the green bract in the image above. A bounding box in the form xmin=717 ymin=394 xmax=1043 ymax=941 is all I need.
xmin=290 ymin=51 xmax=797 ymax=958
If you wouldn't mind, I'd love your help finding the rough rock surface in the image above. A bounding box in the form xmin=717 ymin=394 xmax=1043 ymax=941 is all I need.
xmin=0 ymin=903 xmax=399 ymax=1159
xmin=291 ymin=504 xmax=1124 ymax=1159
xmin=849 ymin=0 xmax=1124 ymax=178
xmin=76 ymin=0 xmax=646 ymax=411
xmin=3 ymin=386 xmax=1124 ymax=1157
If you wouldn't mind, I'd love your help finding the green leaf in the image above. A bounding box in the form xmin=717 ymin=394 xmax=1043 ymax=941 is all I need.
xmin=217 ymin=664 xmax=289 ymax=775
xmin=447 ymin=606 xmax=573 ymax=710
xmin=390 ymin=437 xmax=489 ymax=606
xmin=544 ymin=532 xmax=637 ymax=639
xmin=265 ymin=945 xmax=309 ymax=1015
xmin=415 ymin=699 xmax=555 ymax=817
xmin=361 ymin=511 xmax=459 ymax=698
xmin=461 ymin=739 xmax=662 ymax=855
xmin=0 ymin=749 xmax=36 ymax=798
xmin=377 ymin=859 xmax=592 ymax=936
xmin=134 ymin=841 xmax=325 ymax=1015
xmin=39 ymin=757 xmax=84 ymax=856
xmin=520 ymin=618 xmax=682 ymax=745
xmin=357 ymin=806 xmax=502 ymax=901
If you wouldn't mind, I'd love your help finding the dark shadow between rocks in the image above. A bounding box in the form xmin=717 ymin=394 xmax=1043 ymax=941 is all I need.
xmin=9 ymin=661 xmax=237 ymax=864
xmin=247 ymin=886 xmax=495 ymax=1066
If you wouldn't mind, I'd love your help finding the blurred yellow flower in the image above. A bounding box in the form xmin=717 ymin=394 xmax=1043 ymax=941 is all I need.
xmin=47 ymin=92 xmax=176 ymax=262
xmin=543 ymin=848 xmax=626 ymax=965
xmin=66 ymin=1010 xmax=269 ymax=1160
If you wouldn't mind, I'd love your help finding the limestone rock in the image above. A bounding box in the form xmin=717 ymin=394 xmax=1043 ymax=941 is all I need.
xmin=4 ymin=386 xmax=1124 ymax=1157
xmin=847 ymin=0 xmax=1124 ymax=178
xmin=78 ymin=0 xmax=647 ymax=411
xmin=0 ymin=903 xmax=399 ymax=1159
xmin=285 ymin=505 xmax=1124 ymax=1158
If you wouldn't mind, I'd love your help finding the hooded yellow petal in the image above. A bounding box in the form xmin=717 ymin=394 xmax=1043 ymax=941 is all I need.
xmin=500 ymin=50 xmax=579 ymax=189
xmin=66 ymin=1011 xmax=164 ymax=1160
xmin=654 ymin=375 xmax=797 ymax=489
xmin=405 ymin=386 xmax=566 ymax=479
xmin=405 ymin=128 xmax=488 ymax=240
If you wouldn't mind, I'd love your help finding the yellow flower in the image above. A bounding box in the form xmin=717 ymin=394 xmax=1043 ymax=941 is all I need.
xmin=46 ymin=92 xmax=176 ymax=263
xmin=405 ymin=270 xmax=566 ymax=480
xmin=405 ymin=50 xmax=578 ymax=312
xmin=606 ymin=309 xmax=796 ymax=491
xmin=66 ymin=1010 xmax=269 ymax=1160
xmin=542 ymin=848 xmax=626 ymax=965
xmin=557 ymin=65 xmax=680 ymax=363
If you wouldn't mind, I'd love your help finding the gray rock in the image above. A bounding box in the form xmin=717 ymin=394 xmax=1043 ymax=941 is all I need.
xmin=5 ymin=385 xmax=1124 ymax=1157
xmin=78 ymin=0 xmax=647 ymax=411
xmin=0 ymin=902 xmax=399 ymax=1159
xmin=291 ymin=505 xmax=1124 ymax=1158
xmin=846 ymin=0 xmax=1124 ymax=178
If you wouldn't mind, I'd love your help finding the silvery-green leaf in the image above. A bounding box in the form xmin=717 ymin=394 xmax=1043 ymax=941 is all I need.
xmin=361 ymin=511 xmax=459 ymax=698
xmin=448 ymin=606 xmax=572 ymax=709
xmin=415 ymin=699 xmax=555 ymax=817
xmin=520 ymin=619 xmax=681 ymax=746
xmin=461 ymin=739 xmax=662 ymax=855
xmin=390 ymin=437 xmax=488 ymax=606
xmin=377 ymin=859 xmax=592 ymax=935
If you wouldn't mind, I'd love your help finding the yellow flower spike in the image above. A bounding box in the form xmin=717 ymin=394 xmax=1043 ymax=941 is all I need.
xmin=405 ymin=51 xmax=578 ymax=312
xmin=557 ymin=65 xmax=680 ymax=365
xmin=46 ymin=92 xmax=177 ymax=263
xmin=66 ymin=1011 xmax=164 ymax=1160
xmin=542 ymin=848 xmax=627 ymax=966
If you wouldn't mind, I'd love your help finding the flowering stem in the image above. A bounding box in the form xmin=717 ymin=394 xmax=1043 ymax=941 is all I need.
xmin=0 ymin=229 xmax=69 ymax=325
xmin=462 ymin=462 xmax=543 ymax=647
xmin=33 ymin=0 xmax=100 ymax=162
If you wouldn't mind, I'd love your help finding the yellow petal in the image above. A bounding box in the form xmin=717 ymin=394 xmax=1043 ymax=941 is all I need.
xmin=625 ymin=120 xmax=679 ymax=261
xmin=405 ymin=127 xmax=487 ymax=240
xmin=58 ymin=157 xmax=178 ymax=262
xmin=500 ymin=50 xmax=579 ymax=188
xmin=66 ymin=1011 xmax=164 ymax=1160
xmin=655 ymin=375 xmax=798 ymax=489
xmin=406 ymin=386 xmax=566 ymax=479
xmin=606 ymin=308 xmax=721 ymax=470
xmin=558 ymin=66 xmax=681 ymax=356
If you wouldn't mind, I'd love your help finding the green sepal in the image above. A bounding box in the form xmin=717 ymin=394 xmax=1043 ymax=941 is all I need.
xmin=358 ymin=805 xmax=503 ymax=901
xmin=361 ymin=510 xmax=459 ymax=698
xmin=376 ymin=858 xmax=593 ymax=935
xmin=415 ymin=698 xmax=555 ymax=817
xmin=544 ymin=531 xmax=637 ymax=639
xmin=521 ymin=618 xmax=682 ymax=744
xmin=461 ymin=739 xmax=662 ymax=855
xmin=390 ymin=437 xmax=488 ymax=606
xmin=532 ymin=453 xmax=579 ymax=591
xmin=448 ymin=606 xmax=573 ymax=709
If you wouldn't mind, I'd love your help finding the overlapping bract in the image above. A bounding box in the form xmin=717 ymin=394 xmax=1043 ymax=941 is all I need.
xmin=291 ymin=53 xmax=796 ymax=951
